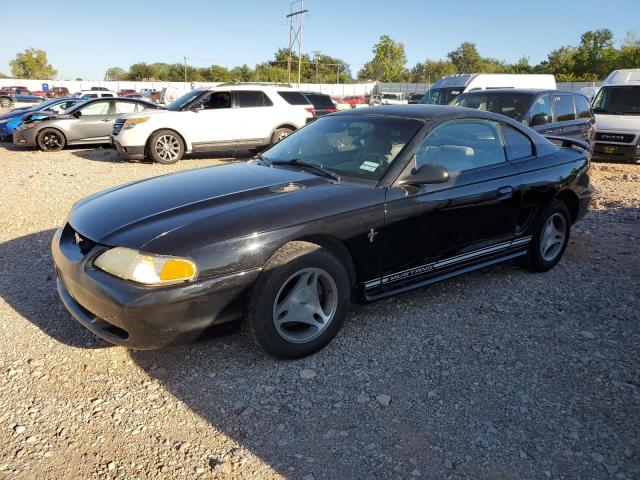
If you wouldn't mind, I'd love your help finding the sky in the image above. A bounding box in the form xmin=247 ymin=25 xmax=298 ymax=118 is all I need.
xmin=1 ymin=0 xmax=639 ymax=80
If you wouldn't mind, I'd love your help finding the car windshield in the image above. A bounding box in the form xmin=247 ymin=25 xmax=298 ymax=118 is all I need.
xmin=452 ymin=92 xmax=534 ymax=120
xmin=261 ymin=115 xmax=423 ymax=181
xmin=420 ymin=88 xmax=464 ymax=105
xmin=166 ymin=90 xmax=207 ymax=111
xmin=593 ymin=86 xmax=640 ymax=115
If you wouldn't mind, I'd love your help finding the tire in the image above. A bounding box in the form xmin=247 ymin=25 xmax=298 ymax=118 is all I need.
xmin=148 ymin=129 xmax=184 ymax=164
xmin=0 ymin=97 xmax=12 ymax=108
xmin=270 ymin=127 xmax=294 ymax=145
xmin=525 ymin=199 xmax=571 ymax=272
xmin=244 ymin=241 xmax=350 ymax=359
xmin=36 ymin=128 xmax=66 ymax=152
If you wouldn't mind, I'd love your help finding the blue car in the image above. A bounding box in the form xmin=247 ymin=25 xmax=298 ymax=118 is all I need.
xmin=0 ymin=98 xmax=84 ymax=141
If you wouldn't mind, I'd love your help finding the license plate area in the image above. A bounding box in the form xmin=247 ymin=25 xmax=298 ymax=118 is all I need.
xmin=603 ymin=145 xmax=617 ymax=154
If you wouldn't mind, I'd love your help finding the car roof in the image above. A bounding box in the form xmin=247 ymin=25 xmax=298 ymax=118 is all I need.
xmin=458 ymin=88 xmax=587 ymax=97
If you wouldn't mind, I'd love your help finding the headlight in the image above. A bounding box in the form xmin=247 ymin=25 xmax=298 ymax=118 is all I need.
xmin=123 ymin=117 xmax=149 ymax=130
xmin=94 ymin=247 xmax=197 ymax=285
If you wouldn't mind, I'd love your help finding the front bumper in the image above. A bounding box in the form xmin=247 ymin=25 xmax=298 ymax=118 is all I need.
xmin=12 ymin=128 xmax=37 ymax=147
xmin=0 ymin=123 xmax=9 ymax=140
xmin=52 ymin=225 xmax=259 ymax=349
xmin=592 ymin=142 xmax=640 ymax=162
xmin=111 ymin=137 xmax=145 ymax=160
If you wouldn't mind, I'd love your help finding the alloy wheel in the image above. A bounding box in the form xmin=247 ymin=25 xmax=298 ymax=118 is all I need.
xmin=272 ymin=267 xmax=338 ymax=343
xmin=40 ymin=132 xmax=62 ymax=150
xmin=154 ymin=135 xmax=180 ymax=162
xmin=540 ymin=213 xmax=566 ymax=262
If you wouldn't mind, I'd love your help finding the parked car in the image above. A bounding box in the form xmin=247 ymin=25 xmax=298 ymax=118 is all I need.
xmin=111 ymin=86 xmax=314 ymax=163
xmin=13 ymin=98 xmax=162 ymax=151
xmin=72 ymin=90 xmax=117 ymax=99
xmin=124 ymin=93 xmax=144 ymax=99
xmin=420 ymin=74 xmax=557 ymax=105
xmin=451 ymin=89 xmax=594 ymax=144
xmin=117 ymin=89 xmax=137 ymax=97
xmin=90 ymin=87 xmax=110 ymax=91
xmin=341 ymin=96 xmax=366 ymax=106
xmin=1 ymin=88 xmax=47 ymax=105
xmin=407 ymin=93 xmax=424 ymax=104
xmin=302 ymin=92 xmax=336 ymax=117
xmin=378 ymin=92 xmax=408 ymax=105
xmin=591 ymin=69 xmax=640 ymax=163
xmin=0 ymin=90 xmax=15 ymax=108
xmin=53 ymin=105 xmax=591 ymax=358
xmin=47 ymin=87 xmax=71 ymax=98
xmin=0 ymin=98 xmax=84 ymax=141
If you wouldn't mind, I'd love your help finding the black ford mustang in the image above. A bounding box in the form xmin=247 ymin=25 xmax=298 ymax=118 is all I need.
xmin=52 ymin=105 xmax=592 ymax=358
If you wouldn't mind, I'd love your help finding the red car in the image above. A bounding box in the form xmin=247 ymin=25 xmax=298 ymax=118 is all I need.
xmin=339 ymin=96 xmax=366 ymax=106
xmin=47 ymin=87 xmax=71 ymax=98
xmin=117 ymin=89 xmax=137 ymax=97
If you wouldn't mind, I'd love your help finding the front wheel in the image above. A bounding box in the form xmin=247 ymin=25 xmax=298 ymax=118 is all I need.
xmin=526 ymin=199 xmax=571 ymax=272
xmin=148 ymin=130 xmax=184 ymax=164
xmin=244 ymin=241 xmax=350 ymax=359
xmin=36 ymin=128 xmax=66 ymax=152
xmin=270 ymin=127 xmax=294 ymax=145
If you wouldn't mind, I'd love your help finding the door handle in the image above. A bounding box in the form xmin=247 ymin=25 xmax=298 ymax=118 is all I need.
xmin=497 ymin=186 xmax=513 ymax=200
xmin=102 ymin=118 xmax=112 ymax=122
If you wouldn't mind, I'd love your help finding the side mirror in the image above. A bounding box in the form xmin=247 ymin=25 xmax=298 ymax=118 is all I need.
xmin=399 ymin=163 xmax=450 ymax=186
xmin=530 ymin=112 xmax=550 ymax=126
xmin=72 ymin=110 xmax=82 ymax=118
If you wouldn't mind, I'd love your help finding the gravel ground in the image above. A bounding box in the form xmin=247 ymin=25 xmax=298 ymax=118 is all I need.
xmin=0 ymin=142 xmax=638 ymax=480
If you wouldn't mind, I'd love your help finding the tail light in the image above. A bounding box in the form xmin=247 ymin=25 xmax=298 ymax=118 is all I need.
xmin=305 ymin=107 xmax=315 ymax=116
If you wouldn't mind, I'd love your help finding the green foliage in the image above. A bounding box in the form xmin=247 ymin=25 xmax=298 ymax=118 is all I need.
xmin=104 ymin=67 xmax=127 ymax=81
xmin=358 ymin=35 xmax=407 ymax=82
xmin=408 ymin=60 xmax=457 ymax=83
xmin=0 ymin=72 xmax=8 ymax=79
xmin=10 ymin=48 xmax=57 ymax=79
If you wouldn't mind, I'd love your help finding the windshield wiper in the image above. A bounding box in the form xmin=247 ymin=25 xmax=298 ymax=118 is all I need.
xmin=253 ymin=152 xmax=272 ymax=166
xmin=272 ymin=159 xmax=341 ymax=182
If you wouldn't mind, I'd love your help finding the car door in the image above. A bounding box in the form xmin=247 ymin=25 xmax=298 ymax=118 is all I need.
xmin=526 ymin=93 xmax=556 ymax=135
xmin=69 ymin=100 xmax=112 ymax=142
xmin=550 ymin=93 xmax=582 ymax=140
xmin=378 ymin=119 xmax=522 ymax=292
xmin=234 ymin=90 xmax=275 ymax=147
xmin=572 ymin=94 xmax=595 ymax=144
xmin=189 ymin=91 xmax=243 ymax=150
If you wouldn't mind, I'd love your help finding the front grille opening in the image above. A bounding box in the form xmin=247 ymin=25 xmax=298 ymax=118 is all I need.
xmin=72 ymin=298 xmax=130 ymax=341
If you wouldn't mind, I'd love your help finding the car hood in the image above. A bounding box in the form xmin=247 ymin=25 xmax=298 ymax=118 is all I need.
xmin=0 ymin=108 xmax=30 ymax=120
xmin=21 ymin=110 xmax=53 ymax=123
xmin=595 ymin=114 xmax=640 ymax=132
xmin=70 ymin=162 xmax=331 ymax=248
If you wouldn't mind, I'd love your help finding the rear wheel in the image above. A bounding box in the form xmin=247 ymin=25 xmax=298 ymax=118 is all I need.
xmin=36 ymin=128 xmax=66 ymax=152
xmin=0 ymin=97 xmax=12 ymax=108
xmin=526 ymin=199 xmax=571 ymax=272
xmin=270 ymin=127 xmax=294 ymax=145
xmin=244 ymin=241 xmax=350 ymax=359
xmin=148 ymin=130 xmax=184 ymax=164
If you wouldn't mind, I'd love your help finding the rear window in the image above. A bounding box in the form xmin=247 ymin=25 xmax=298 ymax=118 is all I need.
xmin=304 ymin=93 xmax=334 ymax=109
xmin=236 ymin=90 xmax=273 ymax=107
xmin=278 ymin=91 xmax=311 ymax=105
xmin=574 ymin=95 xmax=592 ymax=119
xmin=553 ymin=94 xmax=575 ymax=122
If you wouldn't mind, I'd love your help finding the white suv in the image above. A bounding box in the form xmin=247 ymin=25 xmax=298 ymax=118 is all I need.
xmin=111 ymin=85 xmax=314 ymax=163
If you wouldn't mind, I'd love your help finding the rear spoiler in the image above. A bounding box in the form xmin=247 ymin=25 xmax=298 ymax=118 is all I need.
xmin=544 ymin=135 xmax=589 ymax=151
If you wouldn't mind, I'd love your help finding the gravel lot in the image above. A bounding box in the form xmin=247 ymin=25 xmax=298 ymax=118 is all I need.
xmin=0 ymin=141 xmax=638 ymax=480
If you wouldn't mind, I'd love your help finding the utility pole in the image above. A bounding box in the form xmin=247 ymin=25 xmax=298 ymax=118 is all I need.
xmin=184 ymin=57 xmax=187 ymax=85
xmin=286 ymin=1 xmax=308 ymax=85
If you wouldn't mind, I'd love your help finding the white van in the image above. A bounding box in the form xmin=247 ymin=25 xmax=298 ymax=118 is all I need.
xmin=420 ymin=74 xmax=556 ymax=105
xmin=592 ymin=69 xmax=640 ymax=162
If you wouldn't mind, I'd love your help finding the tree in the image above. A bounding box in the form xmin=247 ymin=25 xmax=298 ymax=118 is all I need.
xmin=9 ymin=48 xmax=57 ymax=79
xmin=127 ymin=63 xmax=155 ymax=81
xmin=573 ymin=29 xmax=618 ymax=80
xmin=447 ymin=42 xmax=484 ymax=73
xmin=509 ymin=56 xmax=533 ymax=74
xmin=408 ymin=60 xmax=457 ymax=83
xmin=0 ymin=72 xmax=8 ymax=79
xmin=358 ymin=35 xmax=407 ymax=82
xmin=104 ymin=67 xmax=127 ymax=81
xmin=230 ymin=64 xmax=254 ymax=82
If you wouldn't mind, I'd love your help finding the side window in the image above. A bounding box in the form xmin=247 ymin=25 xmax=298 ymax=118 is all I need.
xmin=528 ymin=94 xmax=554 ymax=122
xmin=501 ymin=124 xmax=533 ymax=160
xmin=102 ymin=94 xmax=114 ymax=98
xmin=574 ymin=95 xmax=592 ymax=119
xmin=415 ymin=120 xmax=505 ymax=173
xmin=200 ymin=92 xmax=231 ymax=110
xmin=114 ymin=101 xmax=137 ymax=114
xmin=236 ymin=91 xmax=273 ymax=107
xmin=79 ymin=101 xmax=109 ymax=115
xmin=553 ymin=94 xmax=576 ymax=122
xmin=134 ymin=103 xmax=149 ymax=112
